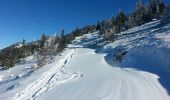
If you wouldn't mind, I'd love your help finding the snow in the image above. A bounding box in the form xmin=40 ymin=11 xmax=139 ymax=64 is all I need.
xmin=0 ymin=75 xmax=3 ymax=81
xmin=37 ymin=21 xmax=170 ymax=100
xmin=15 ymin=42 xmax=23 ymax=48
xmin=0 ymin=49 xmax=80 ymax=100
xmin=37 ymin=48 xmax=169 ymax=100
xmin=0 ymin=20 xmax=170 ymax=100
xmin=11 ymin=48 xmax=83 ymax=100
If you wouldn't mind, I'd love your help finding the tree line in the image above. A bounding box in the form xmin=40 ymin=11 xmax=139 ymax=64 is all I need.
xmin=0 ymin=25 xmax=96 ymax=68
xmin=97 ymin=0 xmax=168 ymax=41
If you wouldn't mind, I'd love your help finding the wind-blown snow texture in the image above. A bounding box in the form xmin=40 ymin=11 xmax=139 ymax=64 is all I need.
xmin=0 ymin=20 xmax=170 ymax=100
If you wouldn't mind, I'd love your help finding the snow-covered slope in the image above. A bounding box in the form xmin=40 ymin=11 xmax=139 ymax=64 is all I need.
xmin=0 ymin=20 xmax=170 ymax=100
xmin=37 ymin=48 xmax=170 ymax=100
xmin=0 ymin=49 xmax=82 ymax=100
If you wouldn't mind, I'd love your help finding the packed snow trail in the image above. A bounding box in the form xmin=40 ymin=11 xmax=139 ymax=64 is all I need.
xmin=11 ymin=49 xmax=82 ymax=100
xmin=37 ymin=47 xmax=170 ymax=100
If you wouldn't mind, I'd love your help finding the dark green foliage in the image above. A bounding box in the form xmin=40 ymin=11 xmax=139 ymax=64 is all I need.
xmin=128 ymin=1 xmax=148 ymax=28
xmin=73 ymin=27 xmax=81 ymax=37
xmin=115 ymin=11 xmax=127 ymax=32
xmin=22 ymin=38 xmax=26 ymax=45
xmin=115 ymin=50 xmax=127 ymax=63
xmin=0 ymin=24 xmax=95 ymax=68
xmin=116 ymin=11 xmax=127 ymax=27
xmin=97 ymin=0 xmax=167 ymax=43
xmin=149 ymin=0 xmax=165 ymax=19
xmin=40 ymin=33 xmax=47 ymax=48
xmin=96 ymin=22 xmax=101 ymax=31
xmin=159 ymin=2 xmax=165 ymax=14
xmin=58 ymin=30 xmax=67 ymax=52
xmin=0 ymin=41 xmax=38 ymax=68
xmin=161 ymin=4 xmax=170 ymax=24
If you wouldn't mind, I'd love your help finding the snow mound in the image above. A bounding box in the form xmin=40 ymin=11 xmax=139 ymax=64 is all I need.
xmin=122 ymin=46 xmax=170 ymax=71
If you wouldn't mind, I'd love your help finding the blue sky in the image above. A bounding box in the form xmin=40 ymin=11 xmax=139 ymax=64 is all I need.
xmin=0 ymin=0 xmax=169 ymax=49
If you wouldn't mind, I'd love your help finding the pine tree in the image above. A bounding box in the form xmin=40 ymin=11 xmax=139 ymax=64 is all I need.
xmin=48 ymin=35 xmax=58 ymax=58
xmin=111 ymin=17 xmax=116 ymax=26
xmin=73 ymin=27 xmax=81 ymax=37
xmin=159 ymin=2 xmax=165 ymax=14
xmin=96 ymin=22 xmax=101 ymax=31
xmin=22 ymin=38 xmax=26 ymax=45
xmin=104 ymin=20 xmax=113 ymax=41
xmin=110 ymin=17 xmax=117 ymax=37
xmin=99 ymin=21 xmax=106 ymax=35
xmin=58 ymin=29 xmax=66 ymax=52
xmin=128 ymin=13 xmax=137 ymax=28
xmin=34 ymin=33 xmax=48 ymax=67
xmin=115 ymin=10 xmax=127 ymax=32
xmin=135 ymin=0 xmax=146 ymax=25
xmin=149 ymin=0 xmax=162 ymax=19
xmin=40 ymin=33 xmax=47 ymax=48
xmin=145 ymin=3 xmax=153 ymax=22
xmin=99 ymin=20 xmax=110 ymax=36
xmin=161 ymin=4 xmax=170 ymax=24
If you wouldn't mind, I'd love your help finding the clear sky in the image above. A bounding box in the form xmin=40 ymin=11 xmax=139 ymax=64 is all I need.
xmin=0 ymin=0 xmax=169 ymax=49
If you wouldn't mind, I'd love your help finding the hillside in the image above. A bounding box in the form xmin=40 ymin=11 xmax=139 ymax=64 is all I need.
xmin=0 ymin=20 xmax=170 ymax=100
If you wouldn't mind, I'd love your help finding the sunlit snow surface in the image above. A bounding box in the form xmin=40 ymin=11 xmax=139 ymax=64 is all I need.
xmin=0 ymin=20 xmax=170 ymax=100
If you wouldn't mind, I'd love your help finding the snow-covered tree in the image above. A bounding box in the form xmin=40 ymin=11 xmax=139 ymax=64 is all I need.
xmin=34 ymin=34 xmax=59 ymax=67
xmin=128 ymin=13 xmax=137 ymax=28
xmin=149 ymin=0 xmax=165 ymax=19
xmin=40 ymin=33 xmax=47 ymax=48
xmin=99 ymin=20 xmax=108 ymax=35
xmin=149 ymin=0 xmax=161 ymax=13
xmin=48 ymin=35 xmax=58 ymax=58
xmin=34 ymin=50 xmax=47 ymax=68
xmin=135 ymin=0 xmax=146 ymax=25
xmin=144 ymin=3 xmax=153 ymax=22
xmin=161 ymin=4 xmax=170 ymax=24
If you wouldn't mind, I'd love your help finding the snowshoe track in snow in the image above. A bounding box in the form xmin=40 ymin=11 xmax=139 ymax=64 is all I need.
xmin=11 ymin=49 xmax=83 ymax=100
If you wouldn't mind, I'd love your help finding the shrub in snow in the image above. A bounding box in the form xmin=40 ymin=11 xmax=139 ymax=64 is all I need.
xmin=31 ymin=64 xmax=38 ymax=69
xmin=34 ymin=50 xmax=47 ymax=68
xmin=115 ymin=49 xmax=127 ymax=63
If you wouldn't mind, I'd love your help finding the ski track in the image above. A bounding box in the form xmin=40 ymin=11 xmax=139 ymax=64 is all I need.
xmin=10 ymin=48 xmax=82 ymax=100
xmin=37 ymin=47 xmax=169 ymax=100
